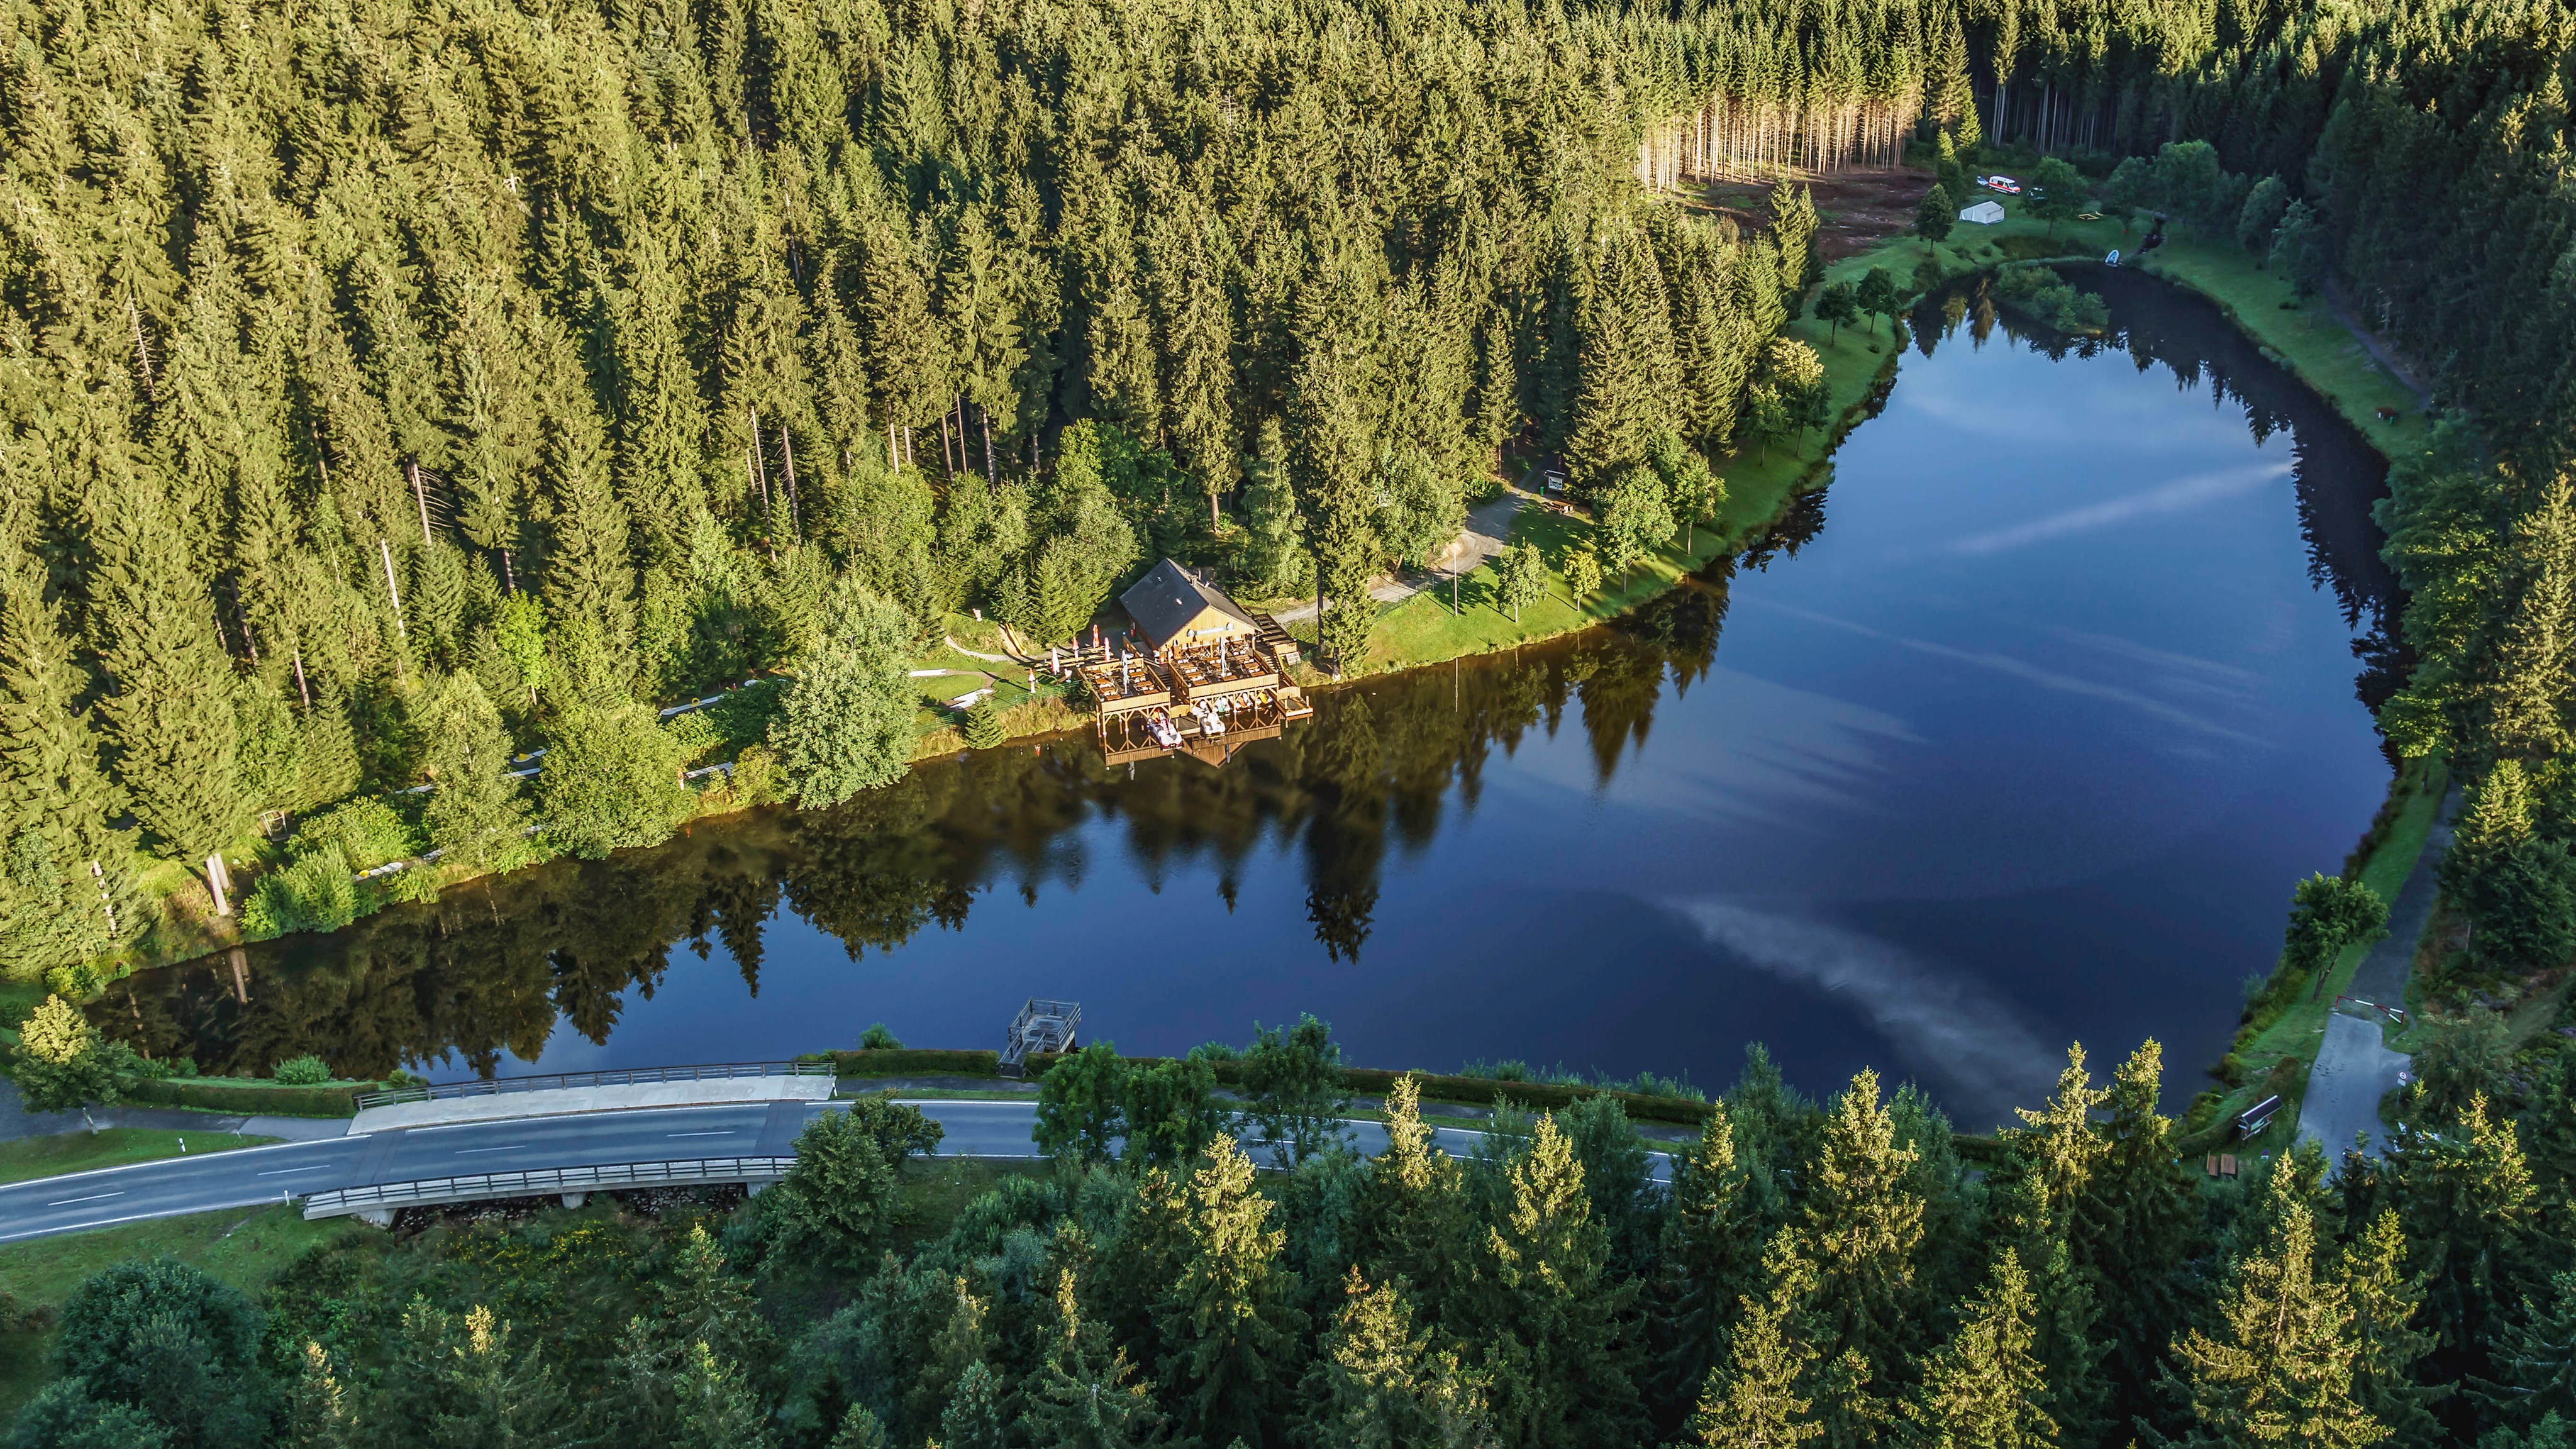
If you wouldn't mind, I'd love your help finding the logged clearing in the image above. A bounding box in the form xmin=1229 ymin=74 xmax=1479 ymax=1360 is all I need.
xmin=1689 ymin=165 xmax=1943 ymax=260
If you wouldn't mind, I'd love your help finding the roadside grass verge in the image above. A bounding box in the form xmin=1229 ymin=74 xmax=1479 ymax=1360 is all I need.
xmin=0 ymin=1204 xmax=358 ymax=1424
xmin=0 ymin=1130 xmax=280 ymax=1186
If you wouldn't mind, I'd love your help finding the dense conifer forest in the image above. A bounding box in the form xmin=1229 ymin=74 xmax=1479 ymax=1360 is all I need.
xmin=15 ymin=1026 xmax=2576 ymax=1449
xmin=7 ymin=0 xmax=2576 ymax=1440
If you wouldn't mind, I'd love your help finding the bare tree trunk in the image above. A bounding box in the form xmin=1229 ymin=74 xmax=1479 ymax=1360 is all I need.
xmin=292 ymin=647 xmax=311 ymax=710
xmin=126 ymin=292 xmax=157 ymax=403
xmin=378 ymin=539 xmax=406 ymax=641
xmin=779 ymin=426 xmax=801 ymax=543
xmin=980 ymin=405 xmax=997 ymax=487
xmin=407 ymin=458 xmax=435 ymax=548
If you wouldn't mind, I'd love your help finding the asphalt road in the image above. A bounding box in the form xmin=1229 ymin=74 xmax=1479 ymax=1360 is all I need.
xmin=0 ymin=1100 xmax=1667 ymax=1244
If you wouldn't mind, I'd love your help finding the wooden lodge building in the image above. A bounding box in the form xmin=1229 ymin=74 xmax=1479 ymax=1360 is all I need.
xmin=1080 ymin=560 xmax=1312 ymax=768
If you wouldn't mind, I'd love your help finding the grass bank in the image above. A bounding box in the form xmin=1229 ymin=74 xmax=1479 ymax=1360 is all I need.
xmin=0 ymin=1129 xmax=279 ymax=1185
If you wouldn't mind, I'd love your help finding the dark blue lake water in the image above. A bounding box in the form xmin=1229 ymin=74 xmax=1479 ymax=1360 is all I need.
xmin=120 ymin=270 xmax=2400 ymax=1128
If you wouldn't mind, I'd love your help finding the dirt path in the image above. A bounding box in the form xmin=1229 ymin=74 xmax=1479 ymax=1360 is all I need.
xmin=2324 ymin=284 xmax=2434 ymax=408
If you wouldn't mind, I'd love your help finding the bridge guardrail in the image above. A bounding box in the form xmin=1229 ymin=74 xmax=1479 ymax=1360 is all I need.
xmin=353 ymin=1061 xmax=831 ymax=1111
xmin=301 ymin=1157 xmax=796 ymax=1220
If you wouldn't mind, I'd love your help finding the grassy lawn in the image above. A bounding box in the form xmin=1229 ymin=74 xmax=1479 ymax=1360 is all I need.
xmin=2133 ymin=238 xmax=2426 ymax=443
xmin=2190 ymin=755 xmax=2450 ymax=1152
xmin=0 ymin=1204 xmax=360 ymax=1423
xmin=0 ymin=1130 xmax=281 ymax=1186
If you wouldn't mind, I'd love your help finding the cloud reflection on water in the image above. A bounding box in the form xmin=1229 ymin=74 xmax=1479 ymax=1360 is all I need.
xmin=1676 ymin=899 xmax=2063 ymax=1127
xmin=1938 ymin=460 xmax=2293 ymax=557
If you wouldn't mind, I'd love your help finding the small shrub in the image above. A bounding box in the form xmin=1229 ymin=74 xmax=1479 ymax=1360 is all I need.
xmin=242 ymin=845 xmax=362 ymax=939
xmin=962 ymin=699 xmax=1007 ymax=749
xmin=704 ymin=679 xmax=786 ymax=747
xmin=271 ymin=1055 xmax=331 ymax=1085
xmin=727 ymin=744 xmax=785 ymax=806
xmin=662 ymin=710 xmax=721 ymax=762
xmin=857 ymin=1023 xmax=902 ymax=1051
xmin=289 ymin=797 xmax=421 ymax=873
xmin=1461 ymin=1058 xmax=1533 ymax=1082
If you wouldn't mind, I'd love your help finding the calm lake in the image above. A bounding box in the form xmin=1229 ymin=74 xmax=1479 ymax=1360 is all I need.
xmin=110 ymin=268 xmax=2402 ymax=1128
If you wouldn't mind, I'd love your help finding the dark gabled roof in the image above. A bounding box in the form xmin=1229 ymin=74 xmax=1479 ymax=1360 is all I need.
xmin=1120 ymin=558 xmax=1256 ymax=643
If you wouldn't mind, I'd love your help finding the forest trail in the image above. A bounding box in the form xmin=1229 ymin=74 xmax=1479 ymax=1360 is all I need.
xmin=1272 ymin=484 xmax=1531 ymax=623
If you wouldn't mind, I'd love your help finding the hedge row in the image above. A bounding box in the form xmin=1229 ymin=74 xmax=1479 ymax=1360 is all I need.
xmin=118 ymin=1075 xmax=372 ymax=1118
xmin=825 ymin=1048 xmax=1003 ymax=1077
xmin=1018 ymin=1053 xmax=1720 ymax=1127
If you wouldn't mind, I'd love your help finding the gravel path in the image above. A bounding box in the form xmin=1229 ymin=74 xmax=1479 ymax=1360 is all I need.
xmin=2294 ymin=788 xmax=2459 ymax=1157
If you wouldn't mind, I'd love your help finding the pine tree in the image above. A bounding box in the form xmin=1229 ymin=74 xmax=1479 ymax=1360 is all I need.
xmin=1905 ymin=1249 xmax=2055 ymax=1449
xmin=2168 ymin=1199 xmax=2384 ymax=1449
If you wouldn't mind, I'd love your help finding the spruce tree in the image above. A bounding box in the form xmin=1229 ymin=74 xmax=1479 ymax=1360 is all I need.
xmin=1904 ymin=1249 xmax=2055 ymax=1449
xmin=1479 ymin=1113 xmax=1644 ymax=1449
xmin=2394 ymin=1092 xmax=2537 ymax=1358
xmin=541 ymin=404 xmax=638 ymax=704
xmin=13 ymin=994 xmax=123 ymax=1114
xmin=1798 ymin=1070 xmax=1927 ymax=1371
xmin=283 ymin=1340 xmax=358 ymax=1449
xmin=1683 ymin=1250 xmax=1821 ymax=1449
xmin=938 ymin=1361 xmax=1010 ymax=1449
xmin=1659 ymin=1100 xmax=1762 ymax=1409
xmin=1356 ymin=1075 xmax=1477 ymax=1331
xmin=1159 ymin=1138 xmax=1303 ymax=1447
xmin=84 ymin=476 xmax=254 ymax=874
xmin=2168 ymin=1199 xmax=2384 ymax=1449
xmin=2343 ymin=1211 xmax=2445 ymax=1447
xmin=1301 ymin=1268 xmax=1492 ymax=1449
xmin=2068 ymin=1041 xmax=2201 ymax=1423
xmin=0 ymin=562 xmax=134 ymax=967
xmin=1021 ymin=1272 xmax=1167 ymax=1449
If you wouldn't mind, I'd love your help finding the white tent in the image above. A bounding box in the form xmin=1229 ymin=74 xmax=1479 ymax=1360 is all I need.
xmin=1959 ymin=199 xmax=2006 ymax=225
